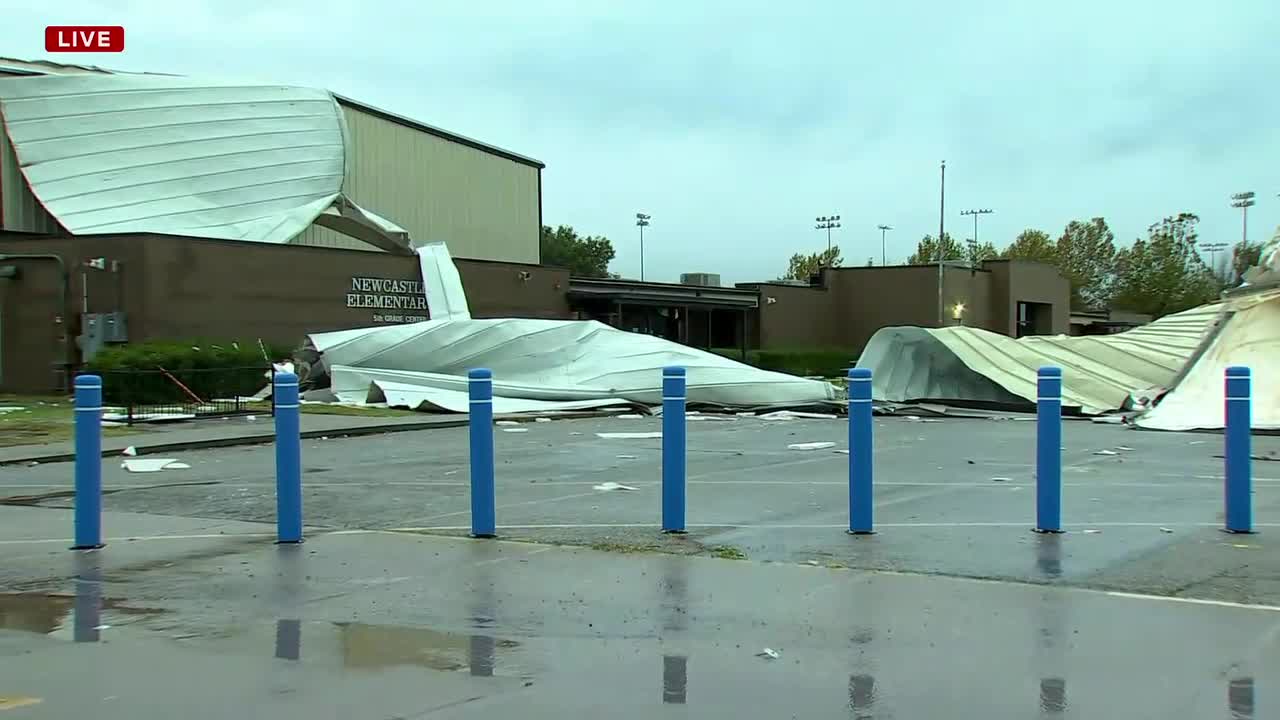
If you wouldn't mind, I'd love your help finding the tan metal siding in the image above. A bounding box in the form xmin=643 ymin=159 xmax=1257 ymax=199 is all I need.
xmin=0 ymin=117 xmax=61 ymax=234
xmin=292 ymin=106 xmax=538 ymax=262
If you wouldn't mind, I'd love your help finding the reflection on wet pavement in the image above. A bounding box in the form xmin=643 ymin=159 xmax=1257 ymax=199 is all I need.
xmin=0 ymin=553 xmax=165 ymax=641
xmin=848 ymin=674 xmax=875 ymax=718
xmin=274 ymin=618 xmax=301 ymax=661
xmin=1040 ymin=677 xmax=1067 ymax=714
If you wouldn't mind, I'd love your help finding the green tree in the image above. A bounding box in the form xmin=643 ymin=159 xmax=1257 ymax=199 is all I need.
xmin=539 ymin=224 xmax=615 ymax=277
xmin=1230 ymin=239 xmax=1264 ymax=286
xmin=967 ymin=240 xmax=999 ymax=264
xmin=906 ymin=233 xmax=965 ymax=264
xmin=782 ymin=246 xmax=843 ymax=280
xmin=1056 ymin=217 xmax=1117 ymax=310
xmin=1001 ymin=229 xmax=1056 ymax=263
xmin=1111 ymin=213 xmax=1218 ymax=317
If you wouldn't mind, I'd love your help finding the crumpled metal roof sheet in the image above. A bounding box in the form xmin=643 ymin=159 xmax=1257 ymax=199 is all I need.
xmin=0 ymin=73 xmax=406 ymax=251
xmin=860 ymin=302 xmax=1225 ymax=415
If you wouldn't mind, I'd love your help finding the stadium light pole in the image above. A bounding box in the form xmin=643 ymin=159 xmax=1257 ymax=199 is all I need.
xmin=816 ymin=215 xmax=841 ymax=263
xmin=636 ymin=213 xmax=651 ymax=282
xmin=960 ymin=208 xmax=994 ymax=255
xmin=1230 ymin=192 xmax=1255 ymax=246
xmin=877 ymin=224 xmax=893 ymax=266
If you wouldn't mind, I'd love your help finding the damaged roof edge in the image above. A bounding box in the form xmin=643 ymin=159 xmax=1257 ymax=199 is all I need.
xmin=333 ymin=94 xmax=546 ymax=170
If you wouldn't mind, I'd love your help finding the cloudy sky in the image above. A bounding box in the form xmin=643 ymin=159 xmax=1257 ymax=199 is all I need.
xmin=4 ymin=1 xmax=1278 ymax=283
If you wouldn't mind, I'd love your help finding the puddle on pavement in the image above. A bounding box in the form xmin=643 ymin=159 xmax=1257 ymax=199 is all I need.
xmin=0 ymin=592 xmax=167 ymax=637
xmin=331 ymin=622 xmax=523 ymax=676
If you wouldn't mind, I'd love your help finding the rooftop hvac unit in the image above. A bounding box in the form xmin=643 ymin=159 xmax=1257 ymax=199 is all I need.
xmin=680 ymin=272 xmax=721 ymax=287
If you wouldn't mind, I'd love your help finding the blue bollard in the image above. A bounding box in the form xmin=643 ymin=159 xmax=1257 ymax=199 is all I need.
xmin=469 ymin=368 xmax=496 ymax=538
xmin=662 ymin=367 xmax=687 ymax=533
xmin=848 ymin=367 xmax=874 ymax=534
xmin=1035 ymin=366 xmax=1063 ymax=533
xmin=73 ymin=374 xmax=104 ymax=549
xmin=273 ymin=371 xmax=303 ymax=543
xmin=1224 ymin=366 xmax=1253 ymax=533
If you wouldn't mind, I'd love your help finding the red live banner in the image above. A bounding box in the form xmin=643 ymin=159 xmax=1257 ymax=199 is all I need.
xmin=45 ymin=26 xmax=125 ymax=52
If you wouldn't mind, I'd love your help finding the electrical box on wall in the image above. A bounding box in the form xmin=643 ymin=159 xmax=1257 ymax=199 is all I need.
xmin=79 ymin=312 xmax=129 ymax=361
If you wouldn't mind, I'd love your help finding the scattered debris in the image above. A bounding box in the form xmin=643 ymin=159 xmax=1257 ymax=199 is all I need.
xmin=320 ymin=436 xmax=329 ymax=441
xmin=756 ymin=410 xmax=838 ymax=421
xmin=1115 ymin=446 xmax=1135 ymax=452
xmin=1093 ymin=449 xmax=1119 ymax=456
xmin=101 ymin=420 xmax=125 ymax=427
xmin=615 ymin=454 xmax=638 ymax=460
xmin=615 ymin=414 xmax=644 ymax=420
xmin=1082 ymin=529 xmax=1102 ymax=534
xmin=121 ymin=446 xmax=138 ymax=457
xmin=534 ymin=417 xmax=552 ymax=423
xmin=27 ymin=461 xmax=39 ymax=467
xmin=121 ymin=458 xmax=188 ymax=473
xmin=966 ymin=460 xmax=975 ymax=464
xmin=1158 ymin=527 xmax=1174 ymax=533
xmin=787 ymin=441 xmax=837 ymax=451
xmin=502 ymin=428 xmax=529 ymax=433
xmin=0 ymin=406 xmax=27 ymax=413
xmin=496 ymin=420 xmax=520 ymax=426
xmin=444 ymin=470 xmax=458 ymax=476
xmin=595 ymin=432 xmax=662 ymax=439
xmin=246 ymin=415 xmax=258 ymax=422
xmin=756 ymin=648 xmax=780 ymax=660
xmin=1188 ymin=440 xmax=1206 ymax=445
xmin=802 ymin=560 xmax=820 ymax=566
xmin=835 ymin=449 xmax=850 ymax=455
xmin=991 ymin=477 xmax=1011 ymax=482
xmin=592 ymin=481 xmax=637 ymax=492
xmin=569 ymin=431 xmax=584 ymax=436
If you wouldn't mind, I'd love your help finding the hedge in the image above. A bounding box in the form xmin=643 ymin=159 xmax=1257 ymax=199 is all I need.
xmin=711 ymin=348 xmax=857 ymax=378
xmin=83 ymin=339 xmax=293 ymax=405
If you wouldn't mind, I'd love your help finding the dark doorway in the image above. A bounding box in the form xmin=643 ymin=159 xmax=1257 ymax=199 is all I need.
xmin=1016 ymin=301 xmax=1053 ymax=337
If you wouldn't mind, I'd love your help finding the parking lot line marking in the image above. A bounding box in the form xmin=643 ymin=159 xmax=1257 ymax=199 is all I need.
xmin=390 ymin=521 xmax=1280 ymax=532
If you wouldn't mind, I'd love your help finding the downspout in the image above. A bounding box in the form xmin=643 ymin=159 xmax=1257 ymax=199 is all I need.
xmin=0 ymin=253 xmax=72 ymax=390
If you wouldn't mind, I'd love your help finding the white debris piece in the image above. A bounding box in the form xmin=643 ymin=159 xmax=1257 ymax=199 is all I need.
xmin=0 ymin=406 xmax=26 ymax=413
xmin=596 ymin=432 xmax=662 ymax=439
xmin=592 ymin=481 xmax=637 ymax=492
xmin=835 ymin=449 xmax=850 ymax=455
xmin=756 ymin=648 xmax=780 ymax=660
xmin=246 ymin=415 xmax=258 ymax=422
xmin=1093 ymin=449 xmax=1119 ymax=456
xmin=1159 ymin=527 xmax=1174 ymax=533
xmin=991 ymin=477 xmax=1012 ymax=482
xmin=757 ymin=410 xmax=839 ymax=421
xmin=614 ymin=414 xmax=645 ymax=420
xmin=569 ymin=432 xmax=584 ymax=436
xmin=101 ymin=420 xmax=124 ymax=427
xmin=787 ymin=441 xmax=837 ymax=451
xmin=495 ymin=420 xmax=520 ymax=426
xmin=121 ymin=458 xmax=188 ymax=473
xmin=1082 ymin=529 xmax=1102 ymax=534
xmin=615 ymin=454 xmax=638 ymax=460
xmin=502 ymin=428 xmax=529 ymax=433
xmin=1115 ymin=446 xmax=1135 ymax=452
xmin=121 ymin=446 xmax=138 ymax=457
xmin=534 ymin=417 xmax=552 ymax=423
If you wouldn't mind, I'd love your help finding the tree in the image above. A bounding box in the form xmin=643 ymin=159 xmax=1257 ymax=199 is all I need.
xmin=1111 ymin=213 xmax=1218 ymax=317
xmin=967 ymin=241 xmax=999 ymax=265
xmin=782 ymin=246 xmax=843 ymax=280
xmin=1001 ymin=229 xmax=1056 ymax=263
xmin=1056 ymin=218 xmax=1117 ymax=310
xmin=539 ymin=224 xmax=615 ymax=278
xmin=1230 ymin=239 xmax=1264 ymax=286
xmin=906 ymin=233 xmax=965 ymax=264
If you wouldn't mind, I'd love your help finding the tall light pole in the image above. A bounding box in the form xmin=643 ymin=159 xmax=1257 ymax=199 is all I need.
xmin=815 ymin=215 xmax=841 ymax=261
xmin=635 ymin=213 xmax=651 ymax=282
xmin=960 ymin=208 xmax=993 ymax=264
xmin=1201 ymin=241 xmax=1229 ymax=273
xmin=937 ymin=160 xmax=946 ymax=324
xmin=877 ymin=224 xmax=893 ymax=266
xmin=1230 ymin=192 xmax=1255 ymax=245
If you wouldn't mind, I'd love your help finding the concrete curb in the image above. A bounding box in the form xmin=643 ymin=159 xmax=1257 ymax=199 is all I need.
xmin=0 ymin=419 xmax=471 ymax=467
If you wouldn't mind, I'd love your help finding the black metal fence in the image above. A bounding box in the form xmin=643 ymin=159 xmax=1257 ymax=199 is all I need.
xmin=97 ymin=366 xmax=275 ymax=425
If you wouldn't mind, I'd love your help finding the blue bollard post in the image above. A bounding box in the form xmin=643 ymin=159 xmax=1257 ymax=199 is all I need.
xmin=848 ymin=367 xmax=875 ymax=534
xmin=662 ymin=366 xmax=687 ymax=533
xmin=273 ymin=371 xmax=303 ymax=543
xmin=1035 ymin=366 xmax=1063 ymax=534
xmin=1225 ymin=366 xmax=1253 ymax=533
xmin=469 ymin=368 xmax=496 ymax=538
xmin=73 ymin=374 xmax=104 ymax=550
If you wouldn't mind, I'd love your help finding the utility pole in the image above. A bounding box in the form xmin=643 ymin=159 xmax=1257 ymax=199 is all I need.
xmin=635 ymin=213 xmax=651 ymax=282
xmin=1201 ymin=241 xmax=1229 ymax=275
xmin=876 ymin=224 xmax=893 ymax=266
xmin=1230 ymin=192 xmax=1255 ymax=246
xmin=815 ymin=215 xmax=841 ymax=262
xmin=960 ymin=208 xmax=993 ymax=264
xmin=937 ymin=160 xmax=946 ymax=324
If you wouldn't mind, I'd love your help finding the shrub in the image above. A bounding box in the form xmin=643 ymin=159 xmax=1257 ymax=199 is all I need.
xmin=84 ymin=339 xmax=292 ymax=405
xmin=711 ymin=348 xmax=856 ymax=378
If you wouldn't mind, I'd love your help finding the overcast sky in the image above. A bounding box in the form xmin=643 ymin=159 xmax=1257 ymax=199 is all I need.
xmin=4 ymin=1 xmax=1278 ymax=283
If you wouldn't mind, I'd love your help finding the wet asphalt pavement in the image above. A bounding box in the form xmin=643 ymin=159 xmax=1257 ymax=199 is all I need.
xmin=4 ymin=413 xmax=1279 ymax=604
xmin=1 ymin=527 xmax=1278 ymax=718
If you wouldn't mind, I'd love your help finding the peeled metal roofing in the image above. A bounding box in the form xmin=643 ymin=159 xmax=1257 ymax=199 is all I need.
xmin=860 ymin=302 xmax=1225 ymax=414
xmin=0 ymin=73 xmax=408 ymax=251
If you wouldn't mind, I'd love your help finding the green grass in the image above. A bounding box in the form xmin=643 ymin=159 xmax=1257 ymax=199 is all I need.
xmin=588 ymin=540 xmax=664 ymax=555
xmin=708 ymin=545 xmax=748 ymax=560
xmin=244 ymin=401 xmax=420 ymax=418
xmin=0 ymin=394 xmax=138 ymax=447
